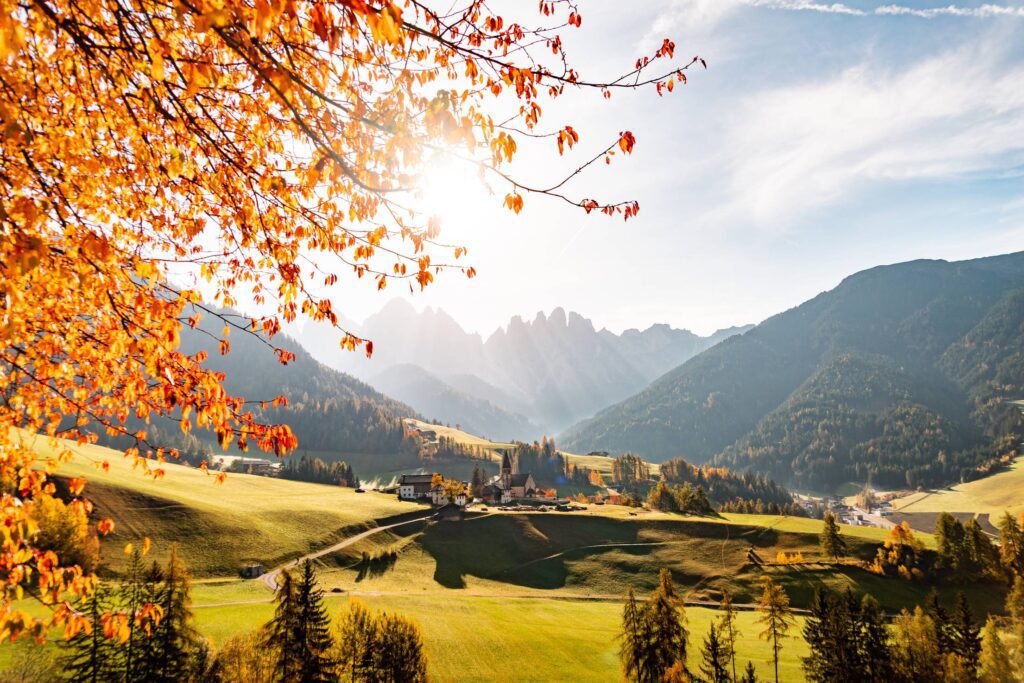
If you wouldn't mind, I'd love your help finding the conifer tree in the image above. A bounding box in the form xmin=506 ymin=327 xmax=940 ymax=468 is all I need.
xmin=718 ymin=589 xmax=739 ymax=683
xmin=820 ymin=512 xmax=847 ymax=561
xmin=978 ymin=617 xmax=1014 ymax=683
xmin=119 ymin=546 xmax=152 ymax=682
xmin=333 ymin=599 xmax=427 ymax=683
xmin=700 ymin=624 xmax=730 ymax=683
xmin=740 ymin=661 xmax=759 ymax=683
xmin=926 ymin=590 xmax=954 ymax=654
xmin=755 ymin=576 xmax=795 ymax=683
xmin=645 ymin=569 xmax=689 ymax=680
xmin=374 ymin=612 xmax=429 ymax=682
xmin=891 ymin=607 xmax=941 ymax=683
xmin=857 ymin=594 xmax=891 ymax=683
xmin=1007 ymin=575 xmax=1024 ymax=675
xmin=951 ymin=592 xmax=982 ymax=678
xmin=295 ymin=560 xmax=337 ymax=682
xmin=264 ymin=569 xmax=303 ymax=682
xmin=152 ymin=545 xmax=202 ymax=683
xmin=132 ymin=560 xmax=166 ymax=682
xmin=620 ymin=588 xmax=650 ymax=683
xmin=61 ymin=584 xmax=119 ymax=683
xmin=335 ymin=599 xmax=377 ymax=681
xmin=997 ymin=512 xmax=1024 ymax=576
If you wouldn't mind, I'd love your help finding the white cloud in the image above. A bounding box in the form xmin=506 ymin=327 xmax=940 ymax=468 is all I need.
xmin=650 ymin=0 xmax=1024 ymax=34
xmin=707 ymin=44 xmax=1024 ymax=227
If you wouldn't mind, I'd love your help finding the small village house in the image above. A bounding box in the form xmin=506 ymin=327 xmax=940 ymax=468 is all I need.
xmin=397 ymin=473 xmax=435 ymax=501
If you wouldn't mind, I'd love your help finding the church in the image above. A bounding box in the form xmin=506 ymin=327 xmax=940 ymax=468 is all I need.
xmin=483 ymin=450 xmax=538 ymax=504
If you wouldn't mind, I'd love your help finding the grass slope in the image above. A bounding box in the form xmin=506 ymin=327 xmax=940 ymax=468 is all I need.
xmin=17 ymin=431 xmax=418 ymax=576
xmin=890 ymin=457 xmax=1024 ymax=529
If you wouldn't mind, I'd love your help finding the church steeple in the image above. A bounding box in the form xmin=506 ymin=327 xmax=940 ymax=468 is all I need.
xmin=499 ymin=449 xmax=513 ymax=490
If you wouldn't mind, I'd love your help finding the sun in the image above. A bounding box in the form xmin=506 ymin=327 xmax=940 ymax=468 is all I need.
xmin=412 ymin=153 xmax=501 ymax=243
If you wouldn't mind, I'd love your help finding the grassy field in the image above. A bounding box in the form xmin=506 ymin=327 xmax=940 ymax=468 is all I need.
xmin=17 ymin=431 xmax=419 ymax=576
xmin=9 ymin=429 xmax=1008 ymax=682
xmin=191 ymin=592 xmax=811 ymax=682
xmin=889 ymin=457 xmax=1024 ymax=528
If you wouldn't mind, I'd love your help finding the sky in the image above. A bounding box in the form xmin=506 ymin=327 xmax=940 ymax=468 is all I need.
xmin=323 ymin=1 xmax=1024 ymax=337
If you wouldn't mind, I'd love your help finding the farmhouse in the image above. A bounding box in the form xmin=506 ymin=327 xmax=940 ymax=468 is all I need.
xmin=430 ymin=483 xmax=469 ymax=507
xmin=397 ymin=473 xmax=435 ymax=501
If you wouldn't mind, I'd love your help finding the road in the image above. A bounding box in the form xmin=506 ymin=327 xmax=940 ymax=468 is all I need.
xmin=256 ymin=511 xmax=437 ymax=590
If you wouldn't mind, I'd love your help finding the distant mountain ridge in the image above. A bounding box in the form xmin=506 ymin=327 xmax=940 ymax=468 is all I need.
xmin=560 ymin=252 xmax=1024 ymax=491
xmin=291 ymin=302 xmax=751 ymax=437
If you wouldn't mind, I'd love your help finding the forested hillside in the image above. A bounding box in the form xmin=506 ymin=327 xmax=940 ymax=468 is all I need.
xmin=96 ymin=307 xmax=421 ymax=464
xmin=562 ymin=253 xmax=1024 ymax=490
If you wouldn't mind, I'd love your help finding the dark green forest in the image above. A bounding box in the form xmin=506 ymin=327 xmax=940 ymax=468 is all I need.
xmin=563 ymin=253 xmax=1024 ymax=491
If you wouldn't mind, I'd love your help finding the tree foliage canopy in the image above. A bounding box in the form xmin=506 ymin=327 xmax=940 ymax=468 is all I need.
xmin=0 ymin=0 xmax=700 ymax=638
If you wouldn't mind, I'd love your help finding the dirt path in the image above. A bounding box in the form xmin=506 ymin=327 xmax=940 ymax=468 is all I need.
xmin=256 ymin=511 xmax=437 ymax=590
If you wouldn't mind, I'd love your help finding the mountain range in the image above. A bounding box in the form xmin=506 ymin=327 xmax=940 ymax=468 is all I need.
xmin=290 ymin=301 xmax=750 ymax=439
xmin=560 ymin=252 xmax=1024 ymax=491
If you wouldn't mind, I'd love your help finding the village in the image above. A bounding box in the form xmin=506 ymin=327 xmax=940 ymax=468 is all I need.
xmin=392 ymin=450 xmax=587 ymax=519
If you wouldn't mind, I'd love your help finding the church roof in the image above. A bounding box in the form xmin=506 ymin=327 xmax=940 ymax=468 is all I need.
xmin=509 ymin=473 xmax=532 ymax=487
xmin=500 ymin=449 xmax=513 ymax=471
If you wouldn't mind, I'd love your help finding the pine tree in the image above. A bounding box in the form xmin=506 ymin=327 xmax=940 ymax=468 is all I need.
xmin=620 ymin=588 xmax=649 ymax=683
xmin=856 ymin=594 xmax=891 ymax=683
xmin=295 ymin=560 xmax=337 ymax=682
xmin=718 ymin=589 xmax=739 ymax=683
xmin=264 ymin=569 xmax=303 ymax=682
xmin=756 ymin=576 xmax=795 ymax=683
xmin=61 ymin=584 xmax=119 ymax=683
xmin=119 ymin=546 xmax=153 ymax=682
xmin=951 ymin=592 xmax=982 ymax=678
xmin=926 ymin=590 xmax=954 ymax=654
xmin=978 ymin=617 xmax=1014 ymax=683
xmin=700 ymin=624 xmax=730 ymax=683
xmin=645 ymin=569 xmax=689 ymax=680
xmin=132 ymin=560 xmax=166 ymax=682
xmin=740 ymin=661 xmax=759 ymax=683
xmin=152 ymin=545 xmax=201 ymax=683
xmin=820 ymin=512 xmax=847 ymax=561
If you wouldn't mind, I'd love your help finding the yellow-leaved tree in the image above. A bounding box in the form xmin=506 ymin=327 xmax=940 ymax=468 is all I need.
xmin=0 ymin=0 xmax=702 ymax=640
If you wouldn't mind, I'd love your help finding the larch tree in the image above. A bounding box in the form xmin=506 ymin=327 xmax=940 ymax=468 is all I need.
xmin=0 ymin=0 xmax=704 ymax=639
xmin=755 ymin=575 xmax=795 ymax=683
xmin=717 ymin=589 xmax=739 ymax=683
xmin=978 ymin=616 xmax=1014 ymax=683
xmin=619 ymin=587 xmax=650 ymax=683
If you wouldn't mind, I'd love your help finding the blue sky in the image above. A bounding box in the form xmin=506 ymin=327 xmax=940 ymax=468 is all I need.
xmin=324 ymin=1 xmax=1024 ymax=337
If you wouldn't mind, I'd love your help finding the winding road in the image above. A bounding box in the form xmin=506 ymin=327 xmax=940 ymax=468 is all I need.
xmin=256 ymin=510 xmax=437 ymax=590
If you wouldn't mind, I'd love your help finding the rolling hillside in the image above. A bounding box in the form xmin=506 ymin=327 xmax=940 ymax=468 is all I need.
xmin=94 ymin=305 xmax=424 ymax=473
xmin=19 ymin=431 xmax=418 ymax=576
xmin=561 ymin=252 xmax=1024 ymax=491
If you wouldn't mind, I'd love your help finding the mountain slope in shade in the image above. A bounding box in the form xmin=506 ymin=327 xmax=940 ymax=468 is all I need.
xmin=369 ymin=364 xmax=538 ymax=441
xmin=560 ymin=252 xmax=1024 ymax=491
xmin=291 ymin=301 xmax=751 ymax=435
xmin=172 ymin=309 xmax=419 ymax=458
